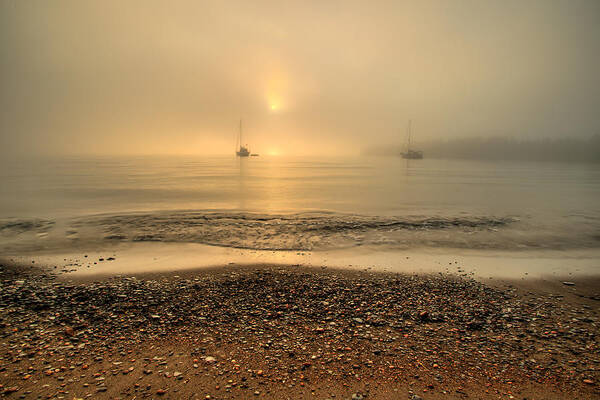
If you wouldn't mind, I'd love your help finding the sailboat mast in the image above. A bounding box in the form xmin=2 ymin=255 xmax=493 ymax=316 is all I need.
xmin=407 ymin=119 xmax=412 ymax=151
xmin=235 ymin=119 xmax=240 ymax=152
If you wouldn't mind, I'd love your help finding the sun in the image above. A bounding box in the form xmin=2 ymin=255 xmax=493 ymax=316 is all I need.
xmin=270 ymin=104 xmax=278 ymax=111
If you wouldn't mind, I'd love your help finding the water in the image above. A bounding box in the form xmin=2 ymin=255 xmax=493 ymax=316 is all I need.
xmin=1 ymin=155 xmax=599 ymax=254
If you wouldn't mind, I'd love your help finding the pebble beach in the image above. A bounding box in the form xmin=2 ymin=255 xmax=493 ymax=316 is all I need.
xmin=1 ymin=261 xmax=598 ymax=399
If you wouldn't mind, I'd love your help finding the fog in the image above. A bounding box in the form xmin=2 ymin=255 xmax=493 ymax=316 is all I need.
xmin=1 ymin=0 xmax=599 ymax=157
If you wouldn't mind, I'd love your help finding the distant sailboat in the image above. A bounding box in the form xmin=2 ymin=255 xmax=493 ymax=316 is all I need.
xmin=401 ymin=120 xmax=424 ymax=159
xmin=236 ymin=119 xmax=250 ymax=157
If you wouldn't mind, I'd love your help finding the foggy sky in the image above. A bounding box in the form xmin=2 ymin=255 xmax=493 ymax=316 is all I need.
xmin=1 ymin=0 xmax=599 ymax=156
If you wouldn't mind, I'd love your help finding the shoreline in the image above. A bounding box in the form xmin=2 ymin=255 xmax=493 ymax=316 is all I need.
xmin=1 ymin=259 xmax=599 ymax=399
xmin=4 ymin=241 xmax=600 ymax=280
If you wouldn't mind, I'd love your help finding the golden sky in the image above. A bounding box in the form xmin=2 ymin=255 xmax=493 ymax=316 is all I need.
xmin=1 ymin=0 xmax=599 ymax=156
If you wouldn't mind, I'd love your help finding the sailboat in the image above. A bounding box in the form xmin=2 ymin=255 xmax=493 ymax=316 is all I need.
xmin=235 ymin=119 xmax=250 ymax=157
xmin=400 ymin=119 xmax=424 ymax=159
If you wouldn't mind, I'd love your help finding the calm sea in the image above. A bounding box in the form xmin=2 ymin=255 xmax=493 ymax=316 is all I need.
xmin=1 ymin=155 xmax=599 ymax=254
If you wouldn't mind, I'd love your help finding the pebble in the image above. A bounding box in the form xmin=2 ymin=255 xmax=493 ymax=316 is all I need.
xmin=0 ymin=263 xmax=597 ymax=398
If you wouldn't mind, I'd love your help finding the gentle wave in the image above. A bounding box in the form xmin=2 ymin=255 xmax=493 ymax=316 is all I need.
xmin=76 ymin=211 xmax=515 ymax=251
xmin=2 ymin=211 xmax=599 ymax=252
xmin=0 ymin=219 xmax=55 ymax=236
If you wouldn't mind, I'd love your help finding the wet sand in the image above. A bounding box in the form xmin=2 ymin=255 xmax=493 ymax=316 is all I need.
xmin=0 ymin=258 xmax=599 ymax=399
xmin=6 ymin=241 xmax=600 ymax=279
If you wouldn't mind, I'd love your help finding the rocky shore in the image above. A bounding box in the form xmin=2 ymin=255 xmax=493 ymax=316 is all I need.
xmin=0 ymin=261 xmax=598 ymax=399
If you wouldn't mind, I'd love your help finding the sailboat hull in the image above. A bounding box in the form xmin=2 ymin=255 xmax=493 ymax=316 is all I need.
xmin=401 ymin=151 xmax=423 ymax=159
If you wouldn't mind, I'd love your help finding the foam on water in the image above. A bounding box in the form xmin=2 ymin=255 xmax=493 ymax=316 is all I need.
xmin=82 ymin=211 xmax=516 ymax=250
xmin=1 ymin=210 xmax=598 ymax=254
